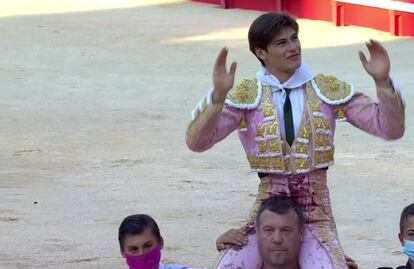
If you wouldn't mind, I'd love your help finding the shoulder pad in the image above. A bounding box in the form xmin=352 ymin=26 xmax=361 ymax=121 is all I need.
xmin=225 ymin=79 xmax=262 ymax=110
xmin=311 ymin=74 xmax=354 ymax=105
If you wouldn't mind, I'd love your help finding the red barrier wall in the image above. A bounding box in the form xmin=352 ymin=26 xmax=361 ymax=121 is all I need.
xmin=191 ymin=0 xmax=220 ymax=5
xmin=284 ymin=0 xmax=332 ymax=21
xmin=334 ymin=1 xmax=414 ymax=36
xmin=190 ymin=0 xmax=414 ymax=36
xmin=224 ymin=0 xmax=281 ymax=11
xmin=391 ymin=10 xmax=414 ymax=36
xmin=336 ymin=3 xmax=390 ymax=32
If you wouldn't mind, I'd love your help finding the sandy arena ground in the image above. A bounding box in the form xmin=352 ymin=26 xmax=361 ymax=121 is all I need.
xmin=0 ymin=1 xmax=413 ymax=268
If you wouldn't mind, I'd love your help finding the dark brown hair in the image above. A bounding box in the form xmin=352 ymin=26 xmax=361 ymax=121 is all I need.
xmin=248 ymin=12 xmax=299 ymax=67
xmin=256 ymin=196 xmax=305 ymax=228
xmin=400 ymin=203 xmax=414 ymax=233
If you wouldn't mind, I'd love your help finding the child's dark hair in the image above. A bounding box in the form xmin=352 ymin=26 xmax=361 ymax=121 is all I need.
xmin=400 ymin=203 xmax=414 ymax=233
xmin=118 ymin=214 xmax=162 ymax=252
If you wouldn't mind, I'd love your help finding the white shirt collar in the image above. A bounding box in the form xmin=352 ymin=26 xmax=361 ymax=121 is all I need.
xmin=256 ymin=64 xmax=315 ymax=91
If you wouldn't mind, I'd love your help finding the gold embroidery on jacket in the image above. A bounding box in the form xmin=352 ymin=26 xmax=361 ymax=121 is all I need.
xmin=270 ymin=156 xmax=284 ymax=170
xmin=247 ymin=80 xmax=338 ymax=174
xmin=268 ymin=140 xmax=280 ymax=152
xmin=226 ymin=79 xmax=259 ymax=105
xmin=296 ymin=143 xmax=308 ymax=154
xmin=315 ymin=135 xmax=330 ymax=148
xmin=258 ymin=141 xmax=267 ymax=154
xmin=307 ymin=81 xmax=334 ymax=168
xmin=261 ymin=85 xmax=276 ymax=118
xmin=267 ymin=122 xmax=278 ymax=136
xmin=295 ymin=158 xmax=309 ymax=169
xmin=314 ymin=118 xmax=329 ymax=129
xmin=314 ymin=149 xmax=334 ymax=164
xmin=240 ymin=111 xmax=246 ymax=129
xmin=256 ymin=124 xmax=265 ymax=138
xmin=308 ymin=83 xmax=321 ymax=112
xmin=314 ymin=74 xmax=352 ymax=102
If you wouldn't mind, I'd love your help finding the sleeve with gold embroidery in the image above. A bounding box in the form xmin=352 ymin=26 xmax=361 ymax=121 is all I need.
xmin=342 ymin=80 xmax=405 ymax=140
xmin=185 ymin=89 xmax=242 ymax=152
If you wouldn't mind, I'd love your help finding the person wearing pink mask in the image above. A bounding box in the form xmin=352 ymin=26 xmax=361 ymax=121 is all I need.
xmin=118 ymin=214 xmax=205 ymax=269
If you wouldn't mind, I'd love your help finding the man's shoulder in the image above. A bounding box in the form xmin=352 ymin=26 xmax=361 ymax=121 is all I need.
xmin=377 ymin=263 xmax=411 ymax=269
xmin=395 ymin=265 xmax=409 ymax=269
xmin=396 ymin=262 xmax=413 ymax=269
xmin=311 ymin=74 xmax=354 ymax=105
xmin=225 ymin=78 xmax=261 ymax=109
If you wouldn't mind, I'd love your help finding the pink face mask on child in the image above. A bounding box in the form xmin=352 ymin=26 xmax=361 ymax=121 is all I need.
xmin=124 ymin=246 xmax=161 ymax=269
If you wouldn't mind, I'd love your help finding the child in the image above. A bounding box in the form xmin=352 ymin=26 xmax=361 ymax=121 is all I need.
xmin=118 ymin=214 xmax=204 ymax=269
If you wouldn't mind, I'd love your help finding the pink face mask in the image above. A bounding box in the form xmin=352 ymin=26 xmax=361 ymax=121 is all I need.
xmin=124 ymin=246 xmax=161 ymax=269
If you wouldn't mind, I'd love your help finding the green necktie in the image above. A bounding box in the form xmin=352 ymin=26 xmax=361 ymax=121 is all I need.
xmin=283 ymin=88 xmax=294 ymax=146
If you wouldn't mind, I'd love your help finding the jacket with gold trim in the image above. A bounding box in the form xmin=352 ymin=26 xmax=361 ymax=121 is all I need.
xmin=186 ymin=74 xmax=405 ymax=175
